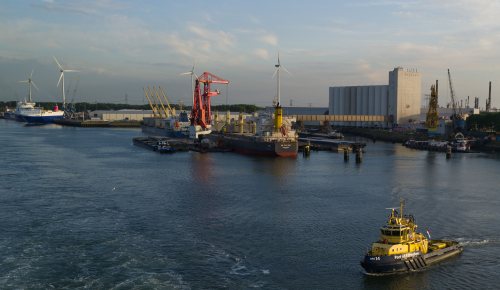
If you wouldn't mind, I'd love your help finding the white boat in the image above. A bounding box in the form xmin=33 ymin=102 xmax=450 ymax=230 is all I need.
xmin=15 ymin=101 xmax=64 ymax=123
xmin=15 ymin=68 xmax=65 ymax=124
xmin=451 ymin=132 xmax=470 ymax=152
xmin=14 ymin=100 xmax=37 ymax=121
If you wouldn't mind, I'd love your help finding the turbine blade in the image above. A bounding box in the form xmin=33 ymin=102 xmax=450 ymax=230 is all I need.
xmin=272 ymin=68 xmax=278 ymax=79
xmin=180 ymin=72 xmax=192 ymax=75
xmin=30 ymin=69 xmax=34 ymax=78
xmin=32 ymin=81 xmax=39 ymax=91
xmin=281 ymin=65 xmax=292 ymax=76
xmin=53 ymin=56 xmax=63 ymax=70
xmin=18 ymin=80 xmax=29 ymax=83
xmin=64 ymin=69 xmax=79 ymax=72
xmin=57 ymin=72 xmax=64 ymax=87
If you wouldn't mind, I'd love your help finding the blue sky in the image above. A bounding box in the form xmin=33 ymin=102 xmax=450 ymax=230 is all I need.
xmin=1 ymin=0 xmax=499 ymax=108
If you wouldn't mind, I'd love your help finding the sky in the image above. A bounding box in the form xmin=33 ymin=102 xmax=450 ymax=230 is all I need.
xmin=1 ymin=0 xmax=499 ymax=109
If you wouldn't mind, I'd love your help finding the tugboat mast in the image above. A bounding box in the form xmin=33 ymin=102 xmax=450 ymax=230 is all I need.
xmin=400 ymin=199 xmax=404 ymax=219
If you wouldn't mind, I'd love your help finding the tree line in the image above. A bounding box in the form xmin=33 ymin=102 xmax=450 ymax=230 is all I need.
xmin=1 ymin=101 xmax=263 ymax=114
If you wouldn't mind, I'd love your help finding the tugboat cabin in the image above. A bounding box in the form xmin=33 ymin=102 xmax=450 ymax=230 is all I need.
xmin=369 ymin=207 xmax=428 ymax=256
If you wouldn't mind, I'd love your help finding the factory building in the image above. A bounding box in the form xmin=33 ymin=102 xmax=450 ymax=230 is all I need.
xmin=329 ymin=67 xmax=421 ymax=127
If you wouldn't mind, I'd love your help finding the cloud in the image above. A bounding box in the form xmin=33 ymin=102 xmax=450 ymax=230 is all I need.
xmin=395 ymin=42 xmax=440 ymax=55
xmin=355 ymin=59 xmax=387 ymax=83
xmin=260 ymin=34 xmax=278 ymax=46
xmin=254 ymin=49 xmax=269 ymax=60
xmin=32 ymin=0 xmax=128 ymax=15
xmin=187 ymin=24 xmax=235 ymax=49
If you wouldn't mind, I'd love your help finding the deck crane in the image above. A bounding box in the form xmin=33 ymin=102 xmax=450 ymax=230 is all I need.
xmin=143 ymin=86 xmax=161 ymax=118
xmin=159 ymin=86 xmax=176 ymax=117
xmin=151 ymin=86 xmax=170 ymax=118
xmin=191 ymin=72 xmax=229 ymax=129
xmin=447 ymin=69 xmax=463 ymax=130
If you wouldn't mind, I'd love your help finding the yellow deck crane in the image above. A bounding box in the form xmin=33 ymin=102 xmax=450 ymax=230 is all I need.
xmin=150 ymin=86 xmax=170 ymax=118
xmin=143 ymin=86 xmax=161 ymax=118
xmin=159 ymin=86 xmax=176 ymax=117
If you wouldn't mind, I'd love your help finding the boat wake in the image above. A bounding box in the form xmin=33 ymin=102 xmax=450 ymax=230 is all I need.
xmin=456 ymin=238 xmax=499 ymax=247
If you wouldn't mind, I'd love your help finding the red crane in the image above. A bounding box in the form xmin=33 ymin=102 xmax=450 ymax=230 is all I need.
xmin=191 ymin=71 xmax=229 ymax=128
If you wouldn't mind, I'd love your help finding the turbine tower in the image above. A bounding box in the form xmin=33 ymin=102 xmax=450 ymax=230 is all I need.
xmin=272 ymin=53 xmax=291 ymax=106
xmin=54 ymin=56 xmax=78 ymax=109
xmin=18 ymin=69 xmax=39 ymax=103
xmin=180 ymin=62 xmax=197 ymax=107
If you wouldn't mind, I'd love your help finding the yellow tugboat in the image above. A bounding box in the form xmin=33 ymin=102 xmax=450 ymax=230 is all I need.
xmin=361 ymin=200 xmax=463 ymax=274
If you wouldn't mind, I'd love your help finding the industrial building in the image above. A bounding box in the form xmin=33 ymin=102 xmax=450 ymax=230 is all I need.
xmin=329 ymin=67 xmax=421 ymax=127
xmin=89 ymin=110 xmax=154 ymax=121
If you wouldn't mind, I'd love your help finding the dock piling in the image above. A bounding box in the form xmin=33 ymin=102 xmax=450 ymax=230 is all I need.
xmin=355 ymin=147 xmax=363 ymax=163
xmin=303 ymin=143 xmax=311 ymax=157
xmin=446 ymin=145 xmax=452 ymax=159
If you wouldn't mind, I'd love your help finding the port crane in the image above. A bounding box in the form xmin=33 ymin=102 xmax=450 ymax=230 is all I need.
xmin=425 ymin=82 xmax=439 ymax=130
xmin=191 ymin=72 xmax=229 ymax=128
xmin=447 ymin=68 xmax=463 ymax=130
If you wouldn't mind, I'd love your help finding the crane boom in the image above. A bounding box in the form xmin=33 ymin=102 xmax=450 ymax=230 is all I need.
xmin=159 ymin=86 xmax=175 ymax=116
xmin=190 ymin=71 xmax=229 ymax=128
xmin=152 ymin=86 xmax=169 ymax=118
xmin=143 ymin=87 xmax=160 ymax=118
xmin=447 ymin=69 xmax=458 ymax=117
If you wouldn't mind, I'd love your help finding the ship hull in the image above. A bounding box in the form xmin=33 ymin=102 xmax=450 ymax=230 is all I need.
xmin=23 ymin=114 xmax=64 ymax=124
xmin=361 ymin=241 xmax=463 ymax=274
xmin=3 ymin=111 xmax=16 ymax=120
xmin=216 ymin=134 xmax=298 ymax=157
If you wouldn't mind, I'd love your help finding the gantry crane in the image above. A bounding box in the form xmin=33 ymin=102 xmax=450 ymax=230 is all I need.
xmin=190 ymin=72 xmax=229 ymax=128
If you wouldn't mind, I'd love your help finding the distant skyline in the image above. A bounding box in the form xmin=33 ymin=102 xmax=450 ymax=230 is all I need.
xmin=1 ymin=0 xmax=499 ymax=109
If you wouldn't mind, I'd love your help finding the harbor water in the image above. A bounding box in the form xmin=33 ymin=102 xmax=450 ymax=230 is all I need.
xmin=1 ymin=120 xmax=499 ymax=289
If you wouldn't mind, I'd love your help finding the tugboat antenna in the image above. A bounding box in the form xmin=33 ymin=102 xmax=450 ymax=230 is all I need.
xmin=400 ymin=198 xmax=405 ymax=218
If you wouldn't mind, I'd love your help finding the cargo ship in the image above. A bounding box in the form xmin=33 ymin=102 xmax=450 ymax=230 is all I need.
xmin=208 ymin=56 xmax=298 ymax=157
xmin=212 ymin=104 xmax=298 ymax=157
xmin=15 ymin=100 xmax=64 ymax=123
xmin=361 ymin=200 xmax=463 ymax=274
xmin=20 ymin=104 xmax=64 ymax=124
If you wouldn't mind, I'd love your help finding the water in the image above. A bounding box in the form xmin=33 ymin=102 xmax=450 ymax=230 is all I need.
xmin=1 ymin=120 xmax=499 ymax=289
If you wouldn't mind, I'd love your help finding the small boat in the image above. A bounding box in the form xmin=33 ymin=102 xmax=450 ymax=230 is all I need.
xmin=450 ymin=132 xmax=470 ymax=152
xmin=361 ymin=200 xmax=463 ymax=274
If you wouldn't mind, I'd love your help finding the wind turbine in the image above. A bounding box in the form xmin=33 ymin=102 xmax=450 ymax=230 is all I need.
xmin=18 ymin=69 xmax=39 ymax=103
xmin=180 ymin=62 xmax=198 ymax=104
xmin=272 ymin=52 xmax=291 ymax=106
xmin=54 ymin=56 xmax=78 ymax=109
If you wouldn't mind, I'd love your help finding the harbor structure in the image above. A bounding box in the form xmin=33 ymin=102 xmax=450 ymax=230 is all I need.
xmin=329 ymin=67 xmax=421 ymax=128
xmin=89 ymin=109 xmax=154 ymax=121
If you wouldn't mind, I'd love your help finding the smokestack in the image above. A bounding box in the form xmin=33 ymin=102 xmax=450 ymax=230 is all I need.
xmin=487 ymin=81 xmax=492 ymax=112
xmin=435 ymin=80 xmax=438 ymax=98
